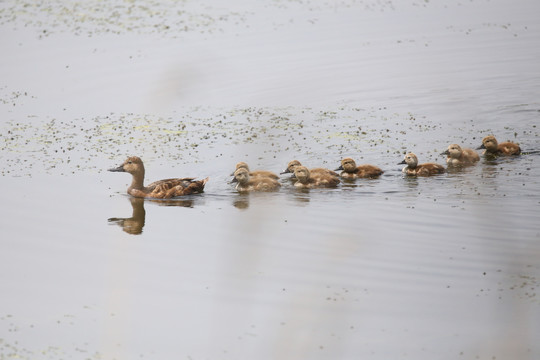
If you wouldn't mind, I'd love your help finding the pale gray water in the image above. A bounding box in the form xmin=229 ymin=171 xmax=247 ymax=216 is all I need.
xmin=1 ymin=0 xmax=539 ymax=359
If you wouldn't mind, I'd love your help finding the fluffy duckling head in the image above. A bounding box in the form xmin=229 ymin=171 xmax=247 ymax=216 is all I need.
xmin=293 ymin=166 xmax=311 ymax=184
xmin=231 ymin=161 xmax=249 ymax=176
xmin=398 ymin=153 xmax=419 ymax=168
xmin=442 ymin=144 xmax=463 ymax=159
xmin=478 ymin=135 xmax=498 ymax=152
xmin=335 ymin=157 xmax=357 ymax=173
xmin=235 ymin=162 xmax=250 ymax=171
xmin=109 ymin=156 xmax=145 ymax=176
xmin=232 ymin=168 xmax=250 ymax=185
xmin=281 ymin=160 xmax=301 ymax=174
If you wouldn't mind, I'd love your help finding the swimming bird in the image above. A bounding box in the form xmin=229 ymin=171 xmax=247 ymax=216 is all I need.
xmin=281 ymin=160 xmax=338 ymax=178
xmin=441 ymin=144 xmax=480 ymax=166
xmin=231 ymin=168 xmax=281 ymax=192
xmin=399 ymin=153 xmax=445 ymax=176
xmin=231 ymin=162 xmax=279 ymax=179
xmin=108 ymin=156 xmax=208 ymax=199
xmin=335 ymin=158 xmax=383 ymax=179
xmin=293 ymin=166 xmax=340 ymax=189
xmin=477 ymin=135 xmax=521 ymax=156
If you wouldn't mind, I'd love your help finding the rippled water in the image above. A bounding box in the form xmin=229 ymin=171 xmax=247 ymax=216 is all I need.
xmin=1 ymin=0 xmax=539 ymax=359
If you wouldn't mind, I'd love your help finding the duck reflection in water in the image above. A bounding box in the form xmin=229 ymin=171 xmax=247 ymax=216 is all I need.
xmin=108 ymin=197 xmax=195 ymax=235
xmin=108 ymin=197 xmax=146 ymax=235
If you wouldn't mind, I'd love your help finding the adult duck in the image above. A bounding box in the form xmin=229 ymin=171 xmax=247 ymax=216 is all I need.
xmin=109 ymin=156 xmax=208 ymax=199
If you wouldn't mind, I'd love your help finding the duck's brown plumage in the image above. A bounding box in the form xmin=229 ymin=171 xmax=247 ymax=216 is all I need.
xmin=477 ymin=135 xmax=521 ymax=156
xmin=293 ymin=166 xmax=340 ymax=189
xmin=281 ymin=160 xmax=338 ymax=178
xmin=109 ymin=156 xmax=208 ymax=199
xmin=232 ymin=168 xmax=281 ymax=192
xmin=441 ymin=144 xmax=480 ymax=166
xmin=232 ymin=162 xmax=279 ymax=179
xmin=335 ymin=157 xmax=383 ymax=179
xmin=399 ymin=153 xmax=445 ymax=176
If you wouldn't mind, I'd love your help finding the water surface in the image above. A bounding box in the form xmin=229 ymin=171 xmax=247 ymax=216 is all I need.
xmin=1 ymin=0 xmax=539 ymax=359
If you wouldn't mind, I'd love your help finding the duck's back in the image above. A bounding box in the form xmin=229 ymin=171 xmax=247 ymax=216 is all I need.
xmin=498 ymin=142 xmax=521 ymax=155
xmin=415 ymin=163 xmax=445 ymax=176
xmin=311 ymin=168 xmax=339 ymax=177
xmin=314 ymin=175 xmax=340 ymax=188
xmin=461 ymin=148 xmax=480 ymax=163
xmin=143 ymin=177 xmax=208 ymax=198
xmin=238 ymin=177 xmax=281 ymax=192
xmin=250 ymin=170 xmax=279 ymax=180
xmin=356 ymin=164 xmax=384 ymax=178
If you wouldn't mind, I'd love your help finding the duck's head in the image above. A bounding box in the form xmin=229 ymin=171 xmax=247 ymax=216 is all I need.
xmin=235 ymin=162 xmax=249 ymax=171
xmin=399 ymin=153 xmax=418 ymax=168
xmin=294 ymin=166 xmax=310 ymax=183
xmin=231 ymin=161 xmax=249 ymax=176
xmin=477 ymin=135 xmax=498 ymax=151
xmin=441 ymin=144 xmax=462 ymax=158
xmin=281 ymin=160 xmax=301 ymax=174
xmin=109 ymin=156 xmax=145 ymax=175
xmin=232 ymin=168 xmax=250 ymax=185
xmin=335 ymin=157 xmax=356 ymax=172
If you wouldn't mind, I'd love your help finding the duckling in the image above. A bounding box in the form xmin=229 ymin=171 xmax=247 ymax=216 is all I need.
xmin=399 ymin=153 xmax=445 ymax=176
xmin=232 ymin=168 xmax=281 ymax=192
xmin=477 ymin=135 xmax=521 ymax=156
xmin=232 ymin=162 xmax=279 ymax=179
xmin=441 ymin=144 xmax=480 ymax=166
xmin=335 ymin=158 xmax=383 ymax=179
xmin=281 ymin=160 xmax=338 ymax=178
xmin=108 ymin=156 xmax=208 ymax=199
xmin=293 ymin=166 xmax=340 ymax=189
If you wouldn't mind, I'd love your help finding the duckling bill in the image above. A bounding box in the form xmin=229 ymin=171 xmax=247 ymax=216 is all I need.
xmin=109 ymin=156 xmax=208 ymax=199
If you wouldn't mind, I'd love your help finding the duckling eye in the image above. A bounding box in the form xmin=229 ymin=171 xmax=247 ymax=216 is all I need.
xmin=127 ymin=161 xmax=132 ymax=164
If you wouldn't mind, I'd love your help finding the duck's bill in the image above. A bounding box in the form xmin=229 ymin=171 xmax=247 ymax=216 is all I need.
xmin=108 ymin=165 xmax=125 ymax=172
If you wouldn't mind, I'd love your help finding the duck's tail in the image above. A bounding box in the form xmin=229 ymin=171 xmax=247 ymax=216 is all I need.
xmin=185 ymin=177 xmax=209 ymax=194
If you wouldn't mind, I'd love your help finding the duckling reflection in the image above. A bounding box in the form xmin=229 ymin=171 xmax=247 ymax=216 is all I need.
xmin=231 ymin=162 xmax=279 ymax=179
xmin=477 ymin=135 xmax=521 ymax=157
xmin=441 ymin=144 xmax=480 ymax=166
xmin=108 ymin=197 xmax=146 ymax=235
xmin=232 ymin=194 xmax=250 ymax=210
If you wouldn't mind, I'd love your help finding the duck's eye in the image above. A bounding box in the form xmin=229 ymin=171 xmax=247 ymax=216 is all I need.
xmin=127 ymin=161 xmax=132 ymax=164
